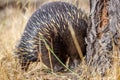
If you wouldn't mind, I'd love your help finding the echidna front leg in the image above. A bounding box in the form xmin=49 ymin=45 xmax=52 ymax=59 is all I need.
xmin=39 ymin=35 xmax=68 ymax=72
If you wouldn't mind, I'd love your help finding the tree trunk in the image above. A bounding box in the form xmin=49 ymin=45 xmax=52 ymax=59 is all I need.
xmin=86 ymin=0 xmax=120 ymax=76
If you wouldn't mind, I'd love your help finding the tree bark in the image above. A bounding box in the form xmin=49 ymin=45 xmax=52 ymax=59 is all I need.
xmin=86 ymin=0 xmax=120 ymax=76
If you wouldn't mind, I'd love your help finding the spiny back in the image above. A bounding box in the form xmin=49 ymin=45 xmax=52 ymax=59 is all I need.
xmin=16 ymin=1 xmax=88 ymax=71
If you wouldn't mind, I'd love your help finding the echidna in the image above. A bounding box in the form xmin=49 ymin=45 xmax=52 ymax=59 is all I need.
xmin=16 ymin=1 xmax=88 ymax=71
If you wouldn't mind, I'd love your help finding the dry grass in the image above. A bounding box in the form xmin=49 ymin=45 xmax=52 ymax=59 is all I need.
xmin=0 ymin=0 xmax=120 ymax=80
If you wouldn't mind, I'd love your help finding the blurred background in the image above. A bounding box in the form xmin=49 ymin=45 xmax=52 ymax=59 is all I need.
xmin=0 ymin=0 xmax=89 ymax=22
